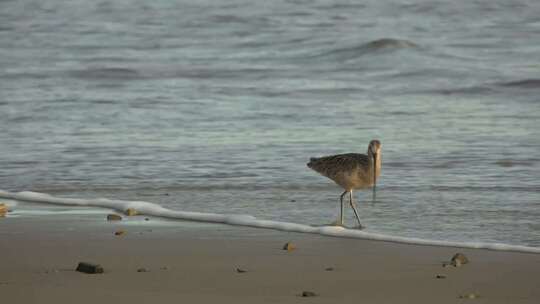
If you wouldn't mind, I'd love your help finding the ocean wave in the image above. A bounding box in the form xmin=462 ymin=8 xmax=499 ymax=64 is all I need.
xmin=69 ymin=67 xmax=142 ymax=80
xmin=67 ymin=66 xmax=271 ymax=81
xmin=494 ymin=159 xmax=536 ymax=168
xmin=312 ymin=38 xmax=418 ymax=60
xmin=497 ymin=79 xmax=540 ymax=89
xmin=406 ymin=79 xmax=540 ymax=96
xmin=315 ymin=3 xmax=367 ymax=10
xmin=420 ymin=86 xmax=494 ymax=96
xmin=1 ymin=190 xmax=539 ymax=254
xmin=363 ymin=38 xmax=418 ymax=50
xmin=0 ymin=71 xmax=53 ymax=80
xmin=208 ymin=14 xmax=272 ymax=26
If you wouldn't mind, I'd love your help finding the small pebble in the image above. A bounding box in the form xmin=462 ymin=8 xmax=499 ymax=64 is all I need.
xmin=125 ymin=208 xmax=138 ymax=216
xmin=137 ymin=268 xmax=148 ymax=273
xmin=76 ymin=262 xmax=104 ymax=274
xmin=451 ymin=253 xmax=469 ymax=267
xmin=106 ymin=214 xmax=122 ymax=221
xmin=144 ymin=218 xmax=149 ymax=221
xmin=325 ymin=267 xmax=334 ymax=271
xmin=459 ymin=293 xmax=479 ymax=299
xmin=436 ymin=274 xmax=446 ymax=279
xmin=114 ymin=230 xmax=126 ymax=236
xmin=283 ymin=242 xmax=295 ymax=251
xmin=236 ymin=268 xmax=247 ymax=273
xmin=301 ymin=291 xmax=317 ymax=297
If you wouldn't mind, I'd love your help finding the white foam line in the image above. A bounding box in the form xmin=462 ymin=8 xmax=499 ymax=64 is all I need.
xmin=1 ymin=190 xmax=539 ymax=254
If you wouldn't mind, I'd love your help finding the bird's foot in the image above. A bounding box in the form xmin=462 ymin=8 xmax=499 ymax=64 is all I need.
xmin=329 ymin=220 xmax=344 ymax=227
xmin=352 ymin=224 xmax=365 ymax=230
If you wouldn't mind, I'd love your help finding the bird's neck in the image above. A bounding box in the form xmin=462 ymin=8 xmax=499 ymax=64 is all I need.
xmin=367 ymin=150 xmax=382 ymax=177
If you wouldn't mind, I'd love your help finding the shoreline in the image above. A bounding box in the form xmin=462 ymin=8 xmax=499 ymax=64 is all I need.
xmin=1 ymin=214 xmax=540 ymax=303
xmin=2 ymin=189 xmax=540 ymax=254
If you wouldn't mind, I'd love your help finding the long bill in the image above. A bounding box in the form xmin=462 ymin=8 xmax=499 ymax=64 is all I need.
xmin=372 ymin=153 xmax=377 ymax=201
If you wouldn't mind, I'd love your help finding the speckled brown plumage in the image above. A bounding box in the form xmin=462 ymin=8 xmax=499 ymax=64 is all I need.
xmin=307 ymin=139 xmax=382 ymax=228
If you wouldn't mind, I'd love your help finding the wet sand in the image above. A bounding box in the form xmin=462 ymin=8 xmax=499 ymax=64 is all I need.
xmin=1 ymin=215 xmax=539 ymax=304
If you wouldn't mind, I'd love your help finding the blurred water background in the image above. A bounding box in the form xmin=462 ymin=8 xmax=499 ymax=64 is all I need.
xmin=1 ymin=0 xmax=539 ymax=246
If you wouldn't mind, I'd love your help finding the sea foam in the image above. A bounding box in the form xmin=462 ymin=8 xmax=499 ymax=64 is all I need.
xmin=1 ymin=189 xmax=539 ymax=254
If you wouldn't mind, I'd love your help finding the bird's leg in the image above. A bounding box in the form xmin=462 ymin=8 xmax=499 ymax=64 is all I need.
xmin=349 ymin=190 xmax=363 ymax=229
xmin=339 ymin=191 xmax=348 ymax=226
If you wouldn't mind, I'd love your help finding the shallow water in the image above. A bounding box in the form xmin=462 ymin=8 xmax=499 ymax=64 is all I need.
xmin=1 ymin=0 xmax=539 ymax=247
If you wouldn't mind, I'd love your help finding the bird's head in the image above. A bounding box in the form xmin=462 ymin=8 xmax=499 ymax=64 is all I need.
xmin=368 ymin=139 xmax=381 ymax=158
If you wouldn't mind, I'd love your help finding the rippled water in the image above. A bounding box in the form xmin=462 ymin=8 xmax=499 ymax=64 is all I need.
xmin=1 ymin=0 xmax=539 ymax=246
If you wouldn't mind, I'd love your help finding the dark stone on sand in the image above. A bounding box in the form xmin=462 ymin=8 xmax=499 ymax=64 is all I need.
xmin=114 ymin=230 xmax=126 ymax=236
xmin=325 ymin=267 xmax=334 ymax=271
xmin=107 ymin=214 xmax=122 ymax=221
xmin=144 ymin=217 xmax=149 ymax=221
xmin=76 ymin=262 xmax=104 ymax=274
xmin=137 ymin=268 xmax=148 ymax=272
xmin=301 ymin=291 xmax=317 ymax=297
xmin=236 ymin=268 xmax=247 ymax=273
xmin=283 ymin=242 xmax=295 ymax=251
xmin=451 ymin=253 xmax=469 ymax=267
xmin=436 ymin=274 xmax=446 ymax=279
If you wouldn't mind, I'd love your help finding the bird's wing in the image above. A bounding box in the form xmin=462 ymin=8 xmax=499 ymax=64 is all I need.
xmin=307 ymin=153 xmax=369 ymax=178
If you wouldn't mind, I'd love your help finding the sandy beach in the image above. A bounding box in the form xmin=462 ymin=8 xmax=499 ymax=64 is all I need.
xmin=1 ymin=213 xmax=539 ymax=304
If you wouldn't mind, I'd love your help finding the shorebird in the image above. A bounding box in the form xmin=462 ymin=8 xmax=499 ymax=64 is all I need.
xmin=307 ymin=139 xmax=381 ymax=228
